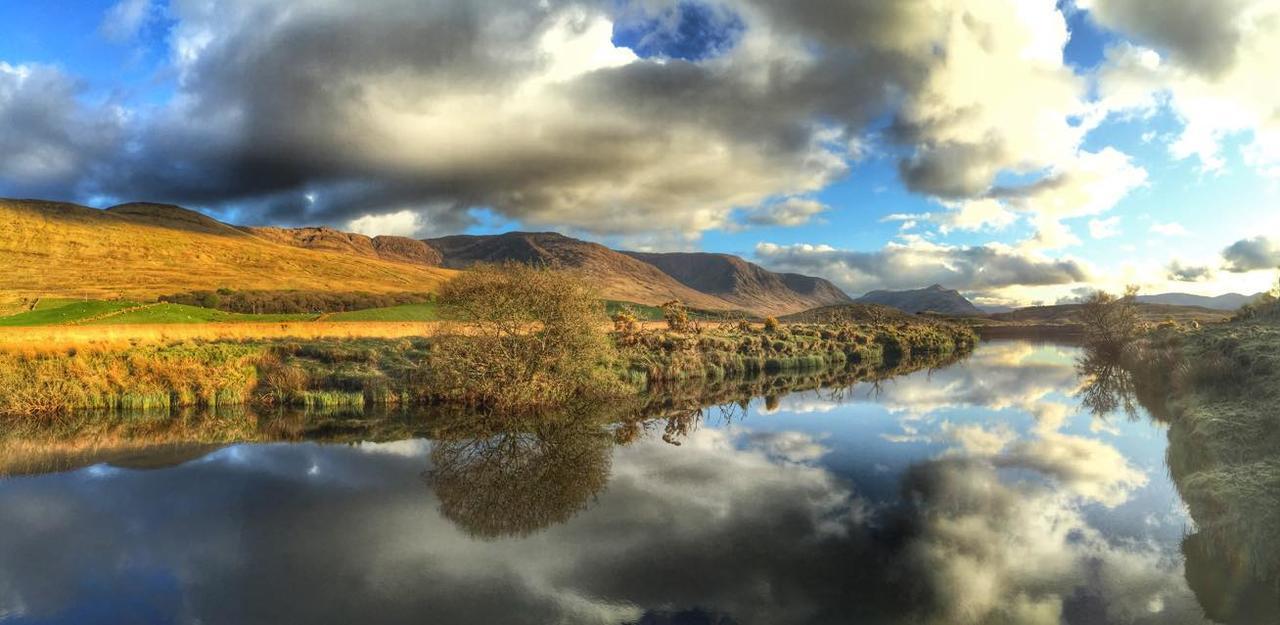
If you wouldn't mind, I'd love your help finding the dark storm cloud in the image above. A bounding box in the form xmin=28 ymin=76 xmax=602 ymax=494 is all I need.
xmin=0 ymin=0 xmax=1114 ymax=244
xmin=0 ymin=64 xmax=123 ymax=199
xmin=1166 ymin=260 xmax=1214 ymax=282
xmin=1221 ymin=236 xmax=1280 ymax=273
xmin=84 ymin=0 xmax=893 ymax=235
xmin=755 ymin=240 xmax=1089 ymax=293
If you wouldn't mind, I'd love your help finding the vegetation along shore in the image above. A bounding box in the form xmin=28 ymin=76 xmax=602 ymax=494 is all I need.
xmin=0 ymin=264 xmax=977 ymax=421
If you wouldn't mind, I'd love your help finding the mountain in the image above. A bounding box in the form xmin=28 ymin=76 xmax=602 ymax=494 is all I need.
xmin=0 ymin=198 xmax=455 ymax=299
xmin=986 ymin=303 xmax=1233 ymax=325
xmin=622 ymin=251 xmax=852 ymax=315
xmin=425 ymin=233 xmax=850 ymax=315
xmin=245 ymin=226 xmax=443 ymax=266
xmin=853 ymin=284 xmax=982 ymax=316
xmin=1136 ymin=292 xmax=1263 ymax=311
xmin=2 ymin=198 xmax=848 ymax=316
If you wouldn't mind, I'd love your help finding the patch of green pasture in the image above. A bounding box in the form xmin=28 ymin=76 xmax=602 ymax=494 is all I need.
xmin=0 ymin=300 xmax=144 ymax=326
xmin=327 ymin=302 xmax=440 ymax=322
xmin=82 ymin=303 xmax=317 ymax=325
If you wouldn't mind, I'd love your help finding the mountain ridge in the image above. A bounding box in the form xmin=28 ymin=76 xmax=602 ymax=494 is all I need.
xmin=854 ymin=284 xmax=983 ymax=316
xmin=426 ymin=232 xmax=851 ymax=315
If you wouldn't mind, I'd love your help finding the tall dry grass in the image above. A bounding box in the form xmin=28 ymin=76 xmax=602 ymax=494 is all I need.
xmin=0 ymin=321 xmax=449 ymax=354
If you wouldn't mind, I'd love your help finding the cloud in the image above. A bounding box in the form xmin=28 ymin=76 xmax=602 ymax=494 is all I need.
xmin=1149 ymin=222 xmax=1188 ymax=237
xmin=99 ymin=0 xmax=153 ymax=42
xmin=755 ymin=237 xmax=1089 ymax=294
xmin=907 ymin=148 xmax=1146 ymax=245
xmin=347 ymin=210 xmax=425 ymax=238
xmin=1166 ymin=260 xmax=1213 ymax=282
xmin=0 ymin=63 xmax=124 ymax=198
xmin=0 ymin=0 xmax=1154 ymax=242
xmin=1091 ymin=2 xmax=1280 ymax=176
xmin=1080 ymin=0 xmax=1247 ymax=77
xmin=1222 ymin=236 xmax=1280 ymax=272
xmin=741 ymin=197 xmax=828 ymax=227
xmin=55 ymin=0 xmax=878 ymax=236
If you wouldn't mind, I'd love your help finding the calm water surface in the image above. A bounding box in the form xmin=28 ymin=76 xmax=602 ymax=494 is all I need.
xmin=0 ymin=341 xmax=1263 ymax=624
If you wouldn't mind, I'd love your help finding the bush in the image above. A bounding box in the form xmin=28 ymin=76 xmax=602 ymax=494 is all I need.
xmin=662 ymin=300 xmax=691 ymax=333
xmin=428 ymin=263 xmax=629 ymax=411
xmin=763 ymin=316 xmax=780 ymax=333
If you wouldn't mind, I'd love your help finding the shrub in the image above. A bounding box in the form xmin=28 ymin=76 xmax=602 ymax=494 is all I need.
xmin=662 ymin=300 xmax=691 ymax=333
xmin=763 ymin=317 xmax=780 ymax=333
xmin=428 ymin=263 xmax=628 ymax=411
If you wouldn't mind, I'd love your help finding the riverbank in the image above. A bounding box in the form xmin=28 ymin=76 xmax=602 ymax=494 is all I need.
xmin=0 ymin=318 xmax=977 ymax=421
xmin=0 ymin=339 xmax=972 ymax=477
xmin=1097 ymin=310 xmax=1280 ymax=620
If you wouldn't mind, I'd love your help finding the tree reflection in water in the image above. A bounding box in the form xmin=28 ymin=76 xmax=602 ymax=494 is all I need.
xmin=426 ymin=416 xmax=615 ymax=540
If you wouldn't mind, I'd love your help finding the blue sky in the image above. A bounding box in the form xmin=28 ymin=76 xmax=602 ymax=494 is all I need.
xmin=1 ymin=0 xmax=1277 ymax=304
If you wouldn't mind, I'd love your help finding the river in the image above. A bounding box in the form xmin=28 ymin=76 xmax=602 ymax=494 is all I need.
xmin=0 ymin=340 xmax=1267 ymax=624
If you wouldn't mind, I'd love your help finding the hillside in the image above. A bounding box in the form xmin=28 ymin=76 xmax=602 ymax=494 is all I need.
xmin=779 ymin=303 xmax=919 ymax=324
xmin=985 ymin=303 xmax=1233 ymax=325
xmin=245 ymin=226 xmax=443 ymax=266
xmin=622 ymin=251 xmax=851 ymax=315
xmin=426 ymin=232 xmax=734 ymax=311
xmin=427 ymin=232 xmax=849 ymax=315
xmin=855 ymin=284 xmax=982 ymax=316
xmin=0 ymin=199 xmax=456 ymax=299
xmin=1136 ymin=292 xmax=1263 ymax=311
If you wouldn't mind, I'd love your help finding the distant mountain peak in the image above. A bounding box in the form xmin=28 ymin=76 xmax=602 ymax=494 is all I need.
xmin=854 ymin=284 xmax=980 ymax=316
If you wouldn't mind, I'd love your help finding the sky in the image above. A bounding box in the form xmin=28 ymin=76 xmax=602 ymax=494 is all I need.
xmin=1 ymin=0 xmax=1278 ymax=306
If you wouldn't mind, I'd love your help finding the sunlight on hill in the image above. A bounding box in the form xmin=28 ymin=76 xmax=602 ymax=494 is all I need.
xmin=0 ymin=200 xmax=456 ymax=299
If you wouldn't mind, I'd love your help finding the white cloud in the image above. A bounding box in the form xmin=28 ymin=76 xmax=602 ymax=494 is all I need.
xmin=755 ymin=236 xmax=1089 ymax=297
xmin=100 ymin=0 xmax=153 ymax=42
xmin=346 ymin=210 xmax=424 ymax=238
xmin=1091 ymin=1 xmax=1280 ymax=176
xmin=1150 ymin=222 xmax=1189 ymax=237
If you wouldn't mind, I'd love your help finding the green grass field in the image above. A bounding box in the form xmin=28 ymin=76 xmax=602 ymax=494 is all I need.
xmin=327 ymin=302 xmax=440 ymax=322
xmin=84 ymin=303 xmax=317 ymax=325
xmin=0 ymin=299 xmax=318 ymax=326
xmin=0 ymin=300 xmax=145 ymax=326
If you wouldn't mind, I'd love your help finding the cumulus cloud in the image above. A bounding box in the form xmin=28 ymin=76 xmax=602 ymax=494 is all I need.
xmin=1091 ymin=1 xmax=1280 ymax=176
xmin=1166 ymin=260 xmax=1213 ymax=282
xmin=755 ymin=237 xmax=1089 ymax=295
xmin=0 ymin=0 xmax=1152 ymax=246
xmin=346 ymin=210 xmax=425 ymax=238
xmin=1222 ymin=236 xmax=1280 ymax=272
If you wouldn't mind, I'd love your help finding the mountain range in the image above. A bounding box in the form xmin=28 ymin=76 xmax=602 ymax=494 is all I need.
xmin=0 ymin=199 xmax=850 ymax=316
xmin=425 ymin=233 xmax=852 ymax=315
xmin=1135 ymin=292 xmax=1263 ymax=311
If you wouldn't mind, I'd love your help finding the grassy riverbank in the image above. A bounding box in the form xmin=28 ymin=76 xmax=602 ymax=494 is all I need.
xmin=1079 ymin=291 xmax=1280 ymax=621
xmin=0 ymin=318 xmax=976 ymax=421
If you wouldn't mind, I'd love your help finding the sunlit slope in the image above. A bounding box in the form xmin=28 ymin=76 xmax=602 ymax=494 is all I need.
xmin=0 ymin=199 xmax=456 ymax=299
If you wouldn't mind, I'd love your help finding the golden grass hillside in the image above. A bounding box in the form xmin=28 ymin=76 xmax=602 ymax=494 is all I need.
xmin=0 ymin=199 xmax=456 ymax=299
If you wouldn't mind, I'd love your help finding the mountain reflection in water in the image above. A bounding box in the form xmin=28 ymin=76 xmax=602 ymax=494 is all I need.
xmin=0 ymin=340 xmax=1272 ymax=624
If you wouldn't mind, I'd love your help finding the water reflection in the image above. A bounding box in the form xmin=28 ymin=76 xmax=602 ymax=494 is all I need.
xmin=428 ymin=419 xmax=614 ymax=539
xmin=0 ymin=341 xmax=1272 ymax=623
